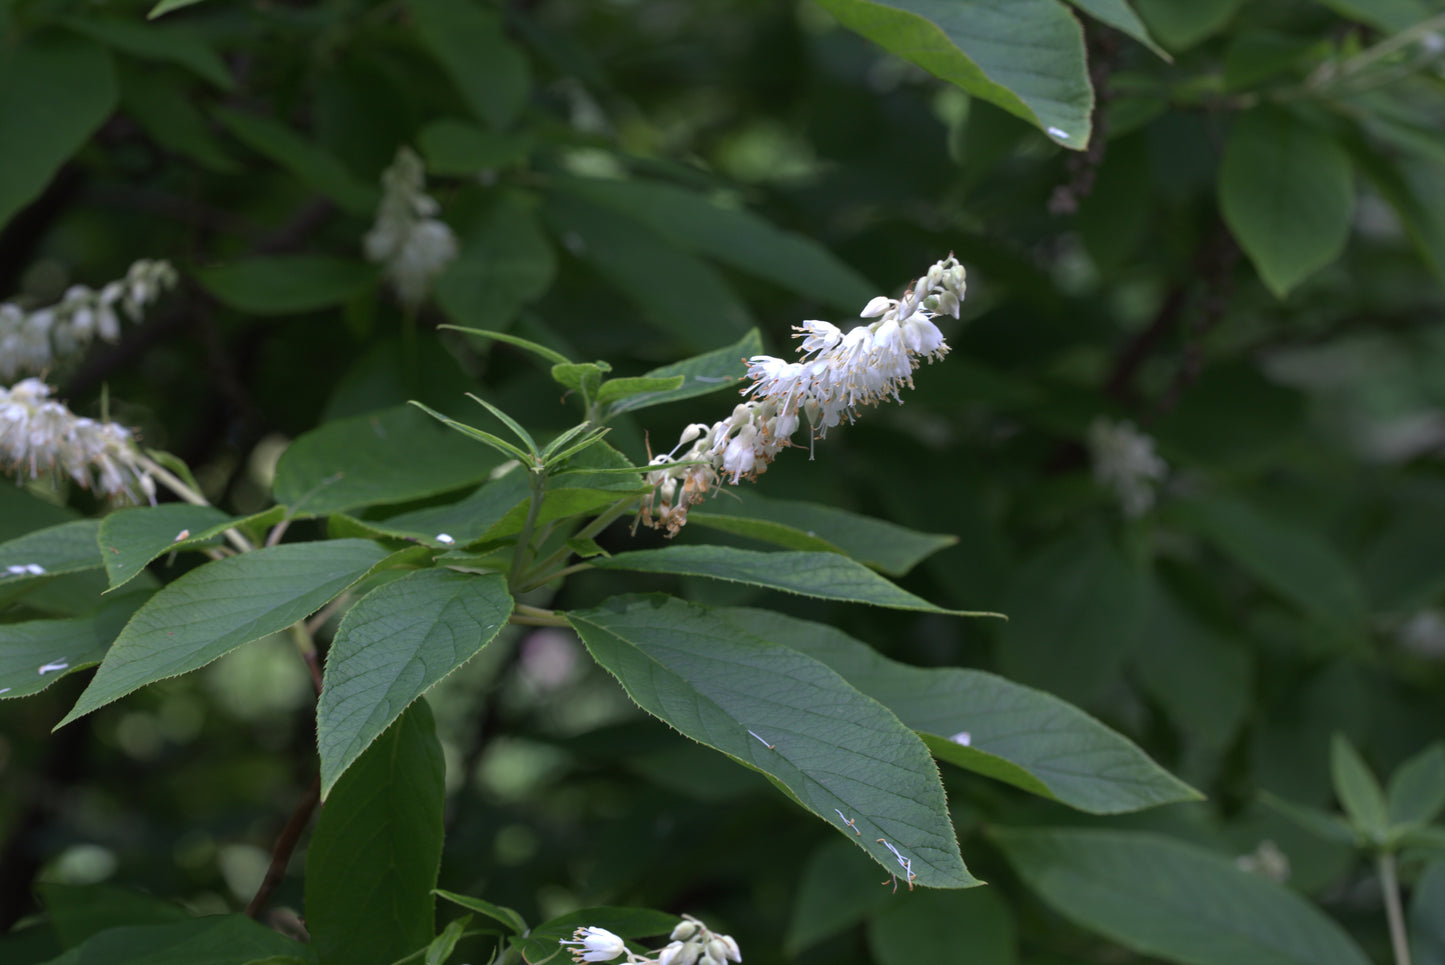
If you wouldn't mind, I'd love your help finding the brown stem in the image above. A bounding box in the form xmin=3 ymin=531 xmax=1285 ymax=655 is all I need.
xmin=246 ymin=775 xmax=321 ymax=920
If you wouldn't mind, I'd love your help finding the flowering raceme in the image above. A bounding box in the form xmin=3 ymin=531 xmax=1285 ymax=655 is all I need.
xmin=0 ymin=378 xmax=155 ymax=505
xmin=363 ymin=146 xmax=457 ymax=309
xmin=639 ymin=254 xmax=965 ymax=534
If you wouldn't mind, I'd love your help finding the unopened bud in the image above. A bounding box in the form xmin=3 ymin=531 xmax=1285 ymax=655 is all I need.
xmin=670 ymin=920 xmax=701 ymax=942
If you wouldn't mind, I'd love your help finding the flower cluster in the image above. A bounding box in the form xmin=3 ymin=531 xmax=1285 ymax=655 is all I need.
xmin=363 ymin=146 xmax=458 ymax=309
xmin=0 ymin=378 xmax=155 ymax=505
xmin=639 ymin=254 xmax=965 ymax=534
xmin=0 ymin=260 xmax=177 ymax=381
xmin=1086 ymin=417 xmax=1167 ymax=518
xmin=561 ymin=915 xmax=741 ymax=965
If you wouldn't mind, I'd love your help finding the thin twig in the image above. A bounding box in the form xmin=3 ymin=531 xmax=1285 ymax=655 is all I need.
xmin=1379 ymin=852 xmax=1414 ymax=965
xmin=245 ymin=775 xmax=321 ymax=920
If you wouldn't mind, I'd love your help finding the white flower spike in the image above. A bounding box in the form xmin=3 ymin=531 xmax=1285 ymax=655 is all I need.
xmin=640 ymin=254 xmax=965 ymax=534
xmin=559 ymin=914 xmax=740 ymax=965
xmin=364 ymin=146 xmax=458 ymax=309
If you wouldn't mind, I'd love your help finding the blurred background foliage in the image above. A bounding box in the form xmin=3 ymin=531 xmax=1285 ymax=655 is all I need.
xmin=2 ymin=0 xmax=1445 ymax=963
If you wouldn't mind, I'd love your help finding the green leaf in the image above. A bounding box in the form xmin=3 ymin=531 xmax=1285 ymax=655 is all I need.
xmin=318 ymin=570 xmax=512 ymax=797
xmin=1259 ymin=791 xmax=1361 ymax=847
xmin=0 ymin=33 xmax=118 ymax=232
xmin=993 ymin=827 xmax=1373 ymax=965
xmin=1169 ymin=494 xmax=1368 ymax=632
xmin=553 ymin=177 xmax=878 ymax=313
xmin=550 ymin=361 xmax=610 ymax=395
xmin=434 ymin=191 xmax=556 ymax=333
xmin=994 ymin=528 xmax=1150 ymax=705
xmin=417 ymin=118 xmax=531 ymax=175
xmin=602 ymin=329 xmax=763 ymax=417
xmin=1132 ymin=0 xmax=1245 ymax=50
xmin=273 ymin=404 xmax=504 ymax=516
xmin=465 ymin=393 xmax=539 ymax=456
xmin=724 ymin=608 xmax=1200 ymax=813
xmin=408 ymin=400 xmax=534 ymax=464
xmin=593 ymin=545 xmax=999 ymax=615
xmin=33 ymin=915 xmax=316 ymax=965
xmin=1387 ymin=743 xmax=1445 ymax=832
xmin=567 ymin=595 xmax=979 ymax=887
xmin=593 ymin=375 xmax=686 ymax=407
xmin=440 ymin=325 xmax=571 ymax=366
xmin=785 ymin=840 xmax=891 ymax=954
xmin=433 ymin=890 xmax=528 ymax=935
xmin=1411 ymin=859 xmax=1445 ymax=965
xmin=63 ymin=17 xmax=232 ymax=89
xmin=0 ymin=520 xmax=103 ymax=583
xmin=1315 ymin=0 xmax=1429 ymax=32
xmin=56 ymin=540 xmax=394 ymax=727
xmin=213 ymin=107 xmax=377 ymax=214
xmin=0 ymin=592 xmax=149 ymax=701
xmin=194 ymin=256 xmax=376 ymax=316
xmin=408 ymin=0 xmax=530 ymax=130
xmin=686 ymin=491 xmax=957 ymax=577
xmin=1220 ymin=106 xmax=1355 ymax=297
xmin=1330 ymin=733 xmax=1390 ymax=844
xmin=148 ymin=0 xmax=210 ymax=18
xmin=37 ymin=883 xmax=188 ymax=949
xmin=306 ymin=701 xmax=444 ymax=965
xmin=868 ymin=887 xmax=1016 ymax=965
xmin=542 ymin=190 xmax=753 ymax=350
xmin=119 ymin=66 xmax=238 ymax=173
xmin=813 ymin=0 xmax=1092 ymax=149
xmin=98 ymin=506 xmax=285 ymax=592
xmin=1064 ymin=0 xmax=1169 ymax=59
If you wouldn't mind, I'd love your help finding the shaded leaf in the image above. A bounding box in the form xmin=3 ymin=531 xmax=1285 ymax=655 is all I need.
xmin=0 ymin=520 xmax=103 ymax=584
xmin=1132 ymin=0 xmax=1245 ymax=50
xmin=0 ymin=33 xmax=118 ymax=232
xmin=434 ymin=191 xmax=556 ymax=332
xmin=434 ymin=890 xmax=528 ymax=935
xmin=63 ymin=17 xmax=232 ymax=89
xmin=0 ymin=592 xmax=150 ymax=700
xmin=36 ymin=883 xmax=188 ymax=950
xmin=1220 ymin=106 xmax=1354 ymax=297
xmin=868 ymin=887 xmax=1016 ymax=965
xmin=409 ymin=0 xmax=530 ymax=130
xmin=1065 ymin=0 xmax=1169 ymax=58
xmin=417 ymin=119 xmax=531 ymax=175
xmin=603 ymin=329 xmax=762 ymax=417
xmin=1330 ymin=733 xmax=1390 ymax=844
xmin=993 ymin=827 xmax=1372 ymax=965
xmin=213 ymin=107 xmax=376 ymax=214
xmin=567 ymin=595 xmax=978 ymax=887
xmin=195 ymin=256 xmax=375 ymax=316
xmin=98 ymin=505 xmax=285 ymax=591
xmin=1387 ymin=743 xmax=1445 ymax=832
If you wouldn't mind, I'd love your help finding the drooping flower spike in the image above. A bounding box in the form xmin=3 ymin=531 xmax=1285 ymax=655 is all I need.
xmin=639 ymin=254 xmax=965 ymax=535
xmin=560 ymin=914 xmax=741 ymax=965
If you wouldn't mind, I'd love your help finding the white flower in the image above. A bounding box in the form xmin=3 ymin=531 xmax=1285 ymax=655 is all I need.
xmin=639 ymin=255 xmax=964 ymax=534
xmin=0 ymin=261 xmax=175 ymax=381
xmin=0 ymin=378 xmax=154 ymax=504
xmin=560 ymin=926 xmax=628 ymax=963
xmin=1087 ymin=417 xmax=1167 ymax=518
xmin=364 ymin=146 xmax=457 ymax=309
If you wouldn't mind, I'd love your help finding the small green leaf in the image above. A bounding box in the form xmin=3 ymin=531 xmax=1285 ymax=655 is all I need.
xmin=550 ymin=361 xmax=610 ymax=395
xmin=273 ymin=404 xmax=504 ymax=516
xmin=0 ymin=33 xmax=118 ymax=232
xmin=1220 ymin=106 xmax=1355 ymax=297
xmin=56 ymin=540 xmax=394 ymax=727
xmin=0 ymin=592 xmax=150 ymax=700
xmin=813 ymin=0 xmax=1092 ymax=148
xmin=993 ymin=827 xmax=1372 ymax=965
xmin=425 ymin=916 xmax=470 ymax=965
xmin=1387 ymin=743 xmax=1445 ymax=832
xmin=465 ymin=392 xmax=539 ymax=457
xmin=1259 ymin=791 xmax=1361 ymax=846
xmin=213 ymin=107 xmax=377 ymax=214
xmin=603 ymin=329 xmax=763 ymax=417
xmin=408 ymin=0 xmax=530 ymax=130
xmin=318 ymin=570 xmax=513 ymax=797
xmin=306 ymin=702 xmax=444 ymax=965
xmin=439 ymin=325 xmax=571 ymax=365
xmin=1132 ymin=0 xmax=1244 ymax=50
xmin=1331 ymin=733 xmax=1390 ymax=845
xmin=594 ymin=545 xmax=1000 ymax=615
xmin=97 ymin=504 xmax=234 ymax=589
xmin=409 ymin=400 xmax=535 ymax=464
xmin=724 ymin=608 xmax=1200 ymax=813
xmin=195 ymin=256 xmax=376 ymax=316
xmin=567 ymin=595 xmax=979 ymax=887
xmin=433 ymin=890 xmax=528 ymax=935
xmin=687 ymin=491 xmax=957 ymax=576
